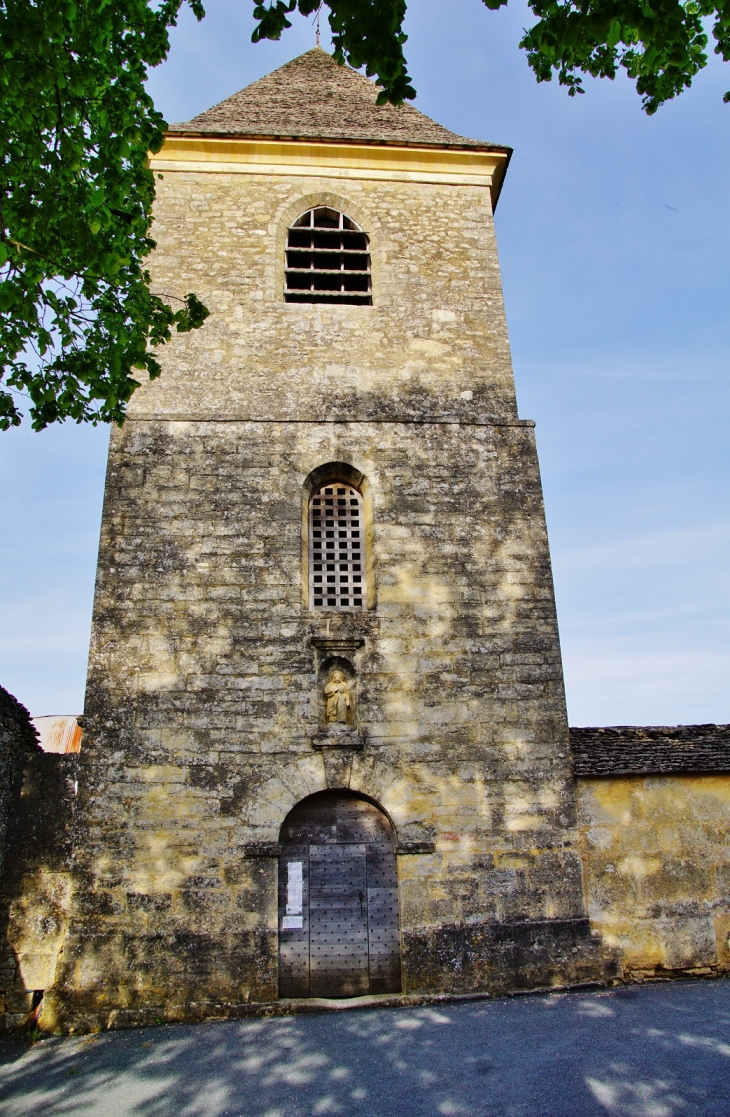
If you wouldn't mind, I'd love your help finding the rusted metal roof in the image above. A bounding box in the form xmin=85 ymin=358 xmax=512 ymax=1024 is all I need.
xmin=32 ymin=715 xmax=82 ymax=754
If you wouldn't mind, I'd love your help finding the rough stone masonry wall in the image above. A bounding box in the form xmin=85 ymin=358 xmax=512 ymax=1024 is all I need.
xmin=0 ymin=737 xmax=76 ymax=1034
xmin=571 ymin=725 xmax=730 ymax=981
xmin=127 ymin=173 xmax=518 ymax=425
xmin=30 ymin=165 xmax=599 ymax=1031
xmin=0 ymin=684 xmax=39 ymax=878
xmin=576 ymin=773 xmax=730 ymax=981
xmin=54 ymin=416 xmax=597 ymax=1031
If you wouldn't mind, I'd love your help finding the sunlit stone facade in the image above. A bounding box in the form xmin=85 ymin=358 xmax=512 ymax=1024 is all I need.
xmin=8 ymin=52 xmax=605 ymax=1031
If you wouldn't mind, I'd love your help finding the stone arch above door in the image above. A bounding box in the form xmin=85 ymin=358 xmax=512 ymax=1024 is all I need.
xmin=278 ymin=790 xmax=401 ymax=998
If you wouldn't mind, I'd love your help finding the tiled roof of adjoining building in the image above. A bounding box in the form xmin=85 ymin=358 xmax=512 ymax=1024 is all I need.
xmin=170 ymin=47 xmax=508 ymax=153
xmin=570 ymin=724 xmax=730 ymax=776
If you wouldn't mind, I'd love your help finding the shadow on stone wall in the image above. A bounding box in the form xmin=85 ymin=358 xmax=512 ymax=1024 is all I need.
xmin=0 ymin=684 xmax=40 ymax=879
xmin=0 ymin=746 xmax=77 ymax=1033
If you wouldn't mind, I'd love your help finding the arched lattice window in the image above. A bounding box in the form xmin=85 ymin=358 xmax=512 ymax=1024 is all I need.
xmin=285 ymin=207 xmax=371 ymax=305
xmin=309 ymin=483 xmax=365 ymax=610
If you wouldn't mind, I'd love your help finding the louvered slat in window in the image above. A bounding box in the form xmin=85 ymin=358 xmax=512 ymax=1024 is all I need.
xmin=285 ymin=207 xmax=372 ymax=306
xmin=309 ymin=483 xmax=365 ymax=610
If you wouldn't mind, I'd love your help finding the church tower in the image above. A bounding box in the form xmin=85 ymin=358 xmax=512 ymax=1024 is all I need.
xmin=60 ymin=49 xmax=601 ymax=1026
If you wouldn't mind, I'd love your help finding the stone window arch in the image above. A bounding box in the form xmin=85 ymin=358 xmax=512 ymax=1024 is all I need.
xmin=302 ymin=462 xmax=375 ymax=612
xmin=285 ymin=206 xmax=371 ymax=305
xmin=309 ymin=481 xmax=365 ymax=610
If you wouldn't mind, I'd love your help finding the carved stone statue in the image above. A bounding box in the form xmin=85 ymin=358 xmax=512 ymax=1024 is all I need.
xmin=324 ymin=670 xmax=351 ymax=725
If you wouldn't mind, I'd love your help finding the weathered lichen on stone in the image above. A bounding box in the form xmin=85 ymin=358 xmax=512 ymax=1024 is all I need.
xmin=576 ymin=773 xmax=730 ymax=982
xmin=0 ymin=685 xmax=39 ymax=879
xmin=2 ymin=52 xmax=600 ymax=1033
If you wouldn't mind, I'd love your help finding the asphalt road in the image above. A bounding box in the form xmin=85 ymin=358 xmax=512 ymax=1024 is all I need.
xmin=1 ymin=980 xmax=729 ymax=1117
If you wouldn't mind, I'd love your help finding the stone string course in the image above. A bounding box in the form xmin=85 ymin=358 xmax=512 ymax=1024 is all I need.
xmin=570 ymin=725 xmax=730 ymax=777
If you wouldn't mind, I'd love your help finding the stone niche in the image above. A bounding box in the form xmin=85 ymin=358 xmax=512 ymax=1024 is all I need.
xmin=311 ymin=637 xmax=365 ymax=752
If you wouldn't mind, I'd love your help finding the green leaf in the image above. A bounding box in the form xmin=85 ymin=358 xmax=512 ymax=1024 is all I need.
xmin=0 ymin=0 xmax=208 ymax=431
xmin=252 ymin=0 xmax=728 ymax=114
xmin=252 ymin=0 xmax=416 ymax=104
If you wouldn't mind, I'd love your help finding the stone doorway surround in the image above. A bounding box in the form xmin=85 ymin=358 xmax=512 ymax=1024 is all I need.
xmin=278 ymin=790 xmax=402 ymax=998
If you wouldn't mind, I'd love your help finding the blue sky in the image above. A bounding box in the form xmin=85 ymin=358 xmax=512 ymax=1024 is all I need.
xmin=1 ymin=0 xmax=728 ymax=724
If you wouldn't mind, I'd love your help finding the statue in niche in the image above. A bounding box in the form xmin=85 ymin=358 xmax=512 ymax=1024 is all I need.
xmin=324 ymin=669 xmax=351 ymax=725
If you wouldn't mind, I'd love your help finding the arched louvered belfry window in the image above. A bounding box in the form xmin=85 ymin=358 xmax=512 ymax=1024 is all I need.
xmin=285 ymin=207 xmax=371 ymax=305
xmin=309 ymin=482 xmax=365 ymax=610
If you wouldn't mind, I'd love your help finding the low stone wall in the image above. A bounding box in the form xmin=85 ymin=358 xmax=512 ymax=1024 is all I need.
xmin=576 ymin=774 xmax=730 ymax=980
xmin=0 ymin=749 xmax=77 ymax=1033
xmin=0 ymin=685 xmax=39 ymax=879
xmin=573 ymin=724 xmax=730 ymax=982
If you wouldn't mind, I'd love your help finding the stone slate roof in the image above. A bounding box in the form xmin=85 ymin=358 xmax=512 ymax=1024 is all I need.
xmin=570 ymin=724 xmax=730 ymax=777
xmin=170 ymin=47 xmax=506 ymax=152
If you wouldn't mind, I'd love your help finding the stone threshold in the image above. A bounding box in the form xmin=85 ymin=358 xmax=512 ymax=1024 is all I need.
xmin=183 ymin=979 xmax=610 ymax=1022
xmin=23 ymin=976 xmax=730 ymax=1036
xmin=119 ymin=972 xmax=726 ymax=1030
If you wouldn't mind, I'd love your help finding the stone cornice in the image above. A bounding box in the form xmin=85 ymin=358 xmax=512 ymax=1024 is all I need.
xmin=149 ymin=134 xmax=510 ymax=208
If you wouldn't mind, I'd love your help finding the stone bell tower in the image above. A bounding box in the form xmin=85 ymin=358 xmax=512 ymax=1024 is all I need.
xmin=52 ymin=48 xmax=601 ymax=1028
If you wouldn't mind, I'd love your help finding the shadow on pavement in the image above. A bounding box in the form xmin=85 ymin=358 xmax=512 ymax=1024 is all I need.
xmin=1 ymin=980 xmax=729 ymax=1116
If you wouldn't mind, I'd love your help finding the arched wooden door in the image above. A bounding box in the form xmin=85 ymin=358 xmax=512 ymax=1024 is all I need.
xmin=278 ymin=790 xmax=402 ymax=998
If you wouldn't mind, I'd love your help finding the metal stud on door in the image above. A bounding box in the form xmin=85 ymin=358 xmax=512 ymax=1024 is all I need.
xmin=310 ymin=843 xmax=369 ymax=997
xmin=278 ymin=791 xmax=402 ymax=998
xmin=366 ymin=842 xmax=401 ymax=994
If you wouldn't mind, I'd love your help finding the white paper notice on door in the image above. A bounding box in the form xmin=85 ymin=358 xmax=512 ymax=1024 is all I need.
xmin=282 ymin=915 xmax=303 ymax=929
xmin=286 ymin=861 xmax=303 ymax=915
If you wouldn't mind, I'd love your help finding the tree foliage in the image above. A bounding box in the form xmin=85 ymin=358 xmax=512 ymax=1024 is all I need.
xmin=253 ymin=0 xmax=415 ymax=102
xmin=0 ymin=0 xmax=208 ymax=431
xmin=518 ymin=0 xmax=730 ymax=113
xmin=253 ymin=0 xmax=730 ymax=114
xmin=3 ymin=0 xmax=727 ymax=432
